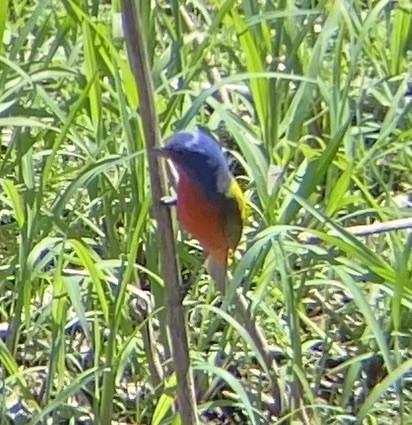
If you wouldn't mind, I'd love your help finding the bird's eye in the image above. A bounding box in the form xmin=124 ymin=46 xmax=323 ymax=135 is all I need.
xmin=173 ymin=148 xmax=185 ymax=157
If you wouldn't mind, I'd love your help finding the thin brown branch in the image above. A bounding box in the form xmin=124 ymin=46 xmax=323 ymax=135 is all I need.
xmin=211 ymin=268 xmax=282 ymax=415
xmin=299 ymin=217 xmax=412 ymax=244
xmin=121 ymin=2 xmax=198 ymax=424
xmin=232 ymin=292 xmax=282 ymax=415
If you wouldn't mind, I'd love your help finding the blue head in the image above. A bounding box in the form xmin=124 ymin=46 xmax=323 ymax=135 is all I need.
xmin=160 ymin=129 xmax=231 ymax=196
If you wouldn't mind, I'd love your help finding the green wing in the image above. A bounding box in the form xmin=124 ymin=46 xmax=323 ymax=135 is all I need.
xmin=221 ymin=177 xmax=247 ymax=250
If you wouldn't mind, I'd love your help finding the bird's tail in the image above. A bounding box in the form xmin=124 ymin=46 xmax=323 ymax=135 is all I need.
xmin=206 ymin=252 xmax=227 ymax=294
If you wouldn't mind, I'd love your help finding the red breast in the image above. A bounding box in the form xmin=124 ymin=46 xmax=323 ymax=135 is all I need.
xmin=176 ymin=170 xmax=228 ymax=263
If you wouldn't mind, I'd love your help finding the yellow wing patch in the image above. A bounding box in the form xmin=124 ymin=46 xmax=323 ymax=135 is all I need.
xmin=221 ymin=176 xmax=248 ymax=250
xmin=226 ymin=177 xmax=248 ymax=223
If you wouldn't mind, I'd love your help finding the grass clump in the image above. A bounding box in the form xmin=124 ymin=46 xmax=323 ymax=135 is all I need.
xmin=0 ymin=0 xmax=411 ymax=424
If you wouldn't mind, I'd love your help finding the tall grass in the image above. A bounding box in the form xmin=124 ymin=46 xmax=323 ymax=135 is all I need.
xmin=0 ymin=0 xmax=411 ymax=423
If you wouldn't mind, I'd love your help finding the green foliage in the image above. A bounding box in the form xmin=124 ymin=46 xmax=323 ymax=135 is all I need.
xmin=0 ymin=0 xmax=411 ymax=424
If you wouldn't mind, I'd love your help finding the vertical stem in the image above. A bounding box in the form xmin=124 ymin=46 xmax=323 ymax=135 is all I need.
xmin=121 ymin=1 xmax=198 ymax=424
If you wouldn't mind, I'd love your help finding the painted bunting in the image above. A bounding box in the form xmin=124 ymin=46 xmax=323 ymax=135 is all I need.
xmin=158 ymin=129 xmax=247 ymax=290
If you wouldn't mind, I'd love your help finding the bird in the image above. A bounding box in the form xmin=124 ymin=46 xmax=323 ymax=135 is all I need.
xmin=157 ymin=129 xmax=247 ymax=292
xmin=157 ymin=131 xmax=281 ymax=406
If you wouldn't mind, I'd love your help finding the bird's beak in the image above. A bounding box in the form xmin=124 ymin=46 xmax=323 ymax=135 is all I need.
xmin=152 ymin=146 xmax=170 ymax=157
